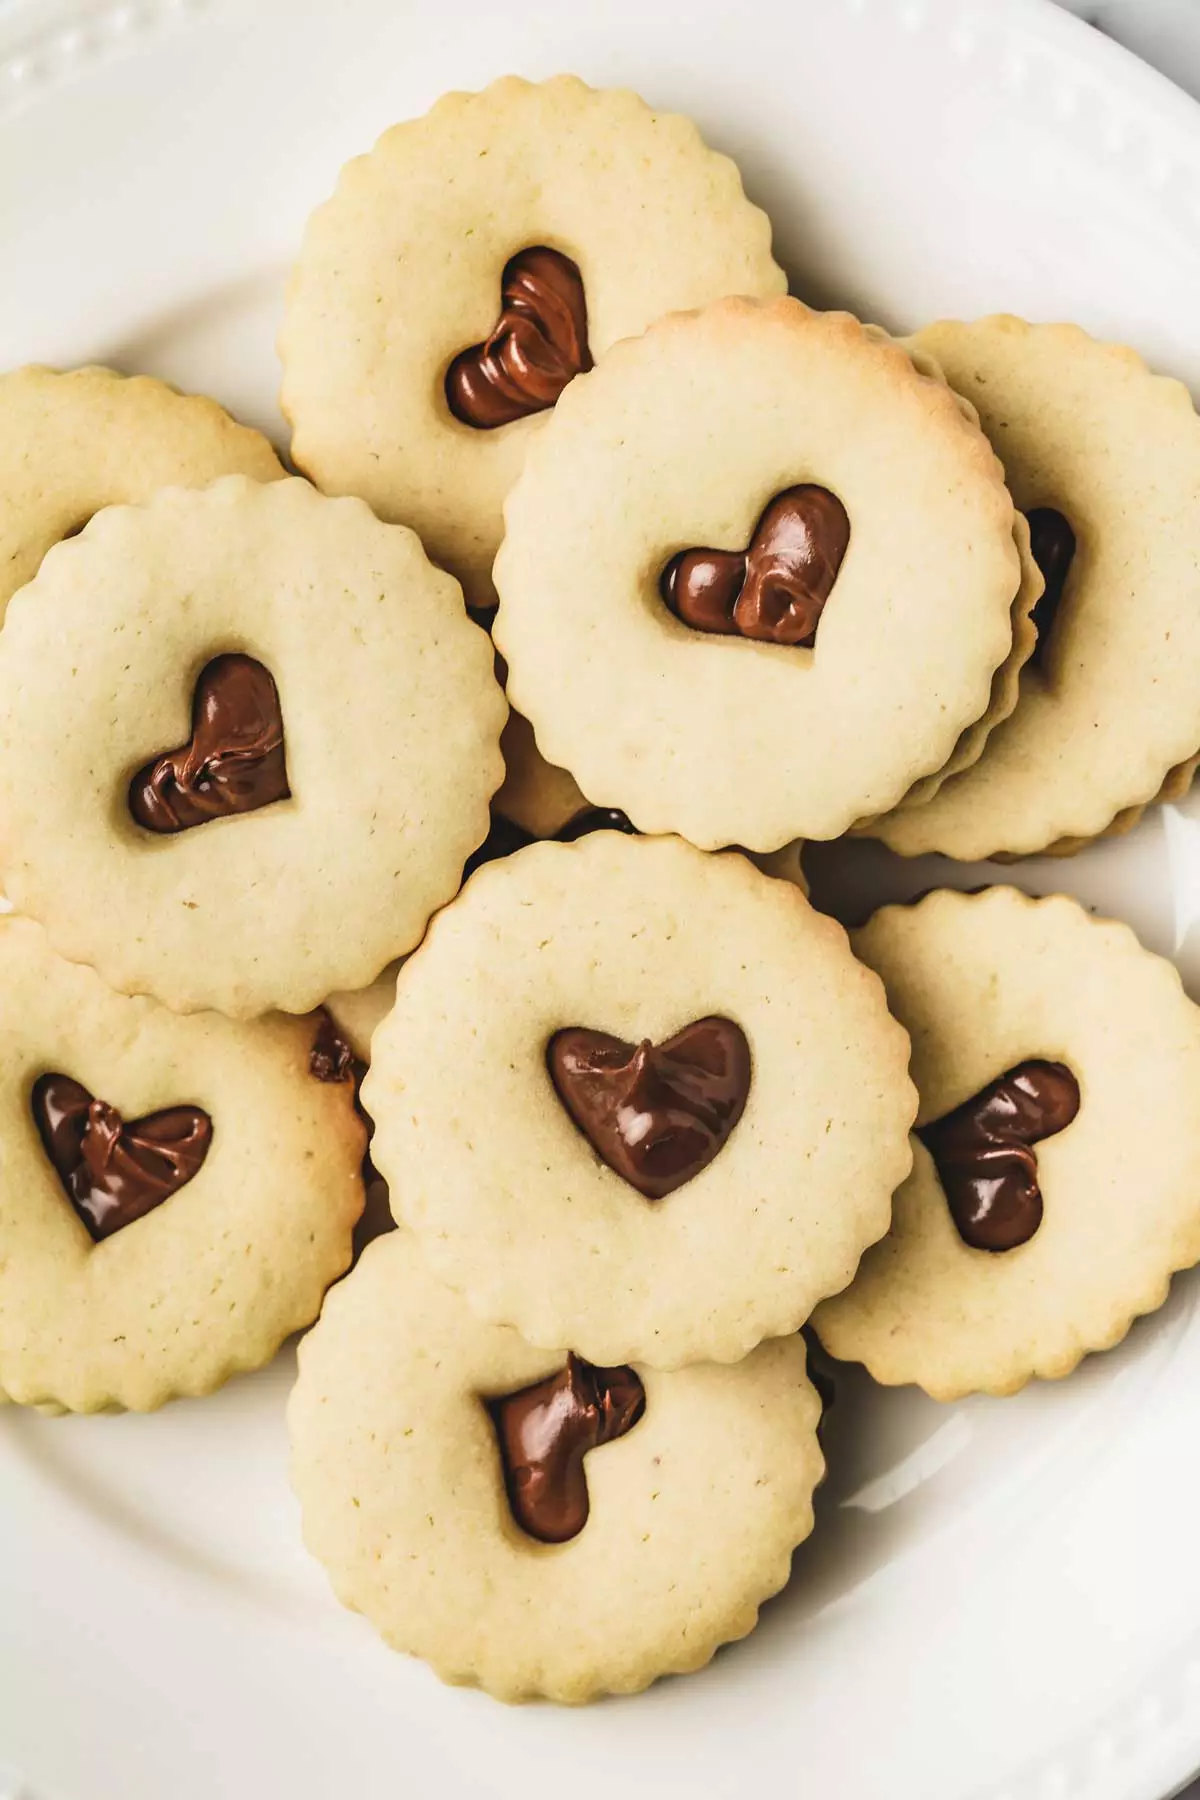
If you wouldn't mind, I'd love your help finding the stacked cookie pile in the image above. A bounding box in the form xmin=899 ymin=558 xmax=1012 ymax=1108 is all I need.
xmin=4 ymin=74 xmax=1200 ymax=1705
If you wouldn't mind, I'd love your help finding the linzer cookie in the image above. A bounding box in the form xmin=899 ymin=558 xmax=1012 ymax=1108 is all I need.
xmin=361 ymin=832 xmax=914 ymax=1368
xmin=0 ymin=475 xmax=506 ymax=1018
xmin=0 ymin=364 xmax=282 ymax=616
xmin=0 ymin=915 xmax=364 ymax=1412
xmin=279 ymin=74 xmax=785 ymax=608
xmin=868 ymin=317 xmax=1200 ymax=859
xmin=814 ymin=888 xmax=1200 ymax=1399
xmin=289 ymin=1230 xmax=824 ymax=1702
xmin=493 ymin=298 xmax=1028 ymax=849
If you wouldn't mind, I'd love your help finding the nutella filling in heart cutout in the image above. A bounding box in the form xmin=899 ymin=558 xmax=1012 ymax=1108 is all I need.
xmin=1024 ymin=507 xmax=1076 ymax=669
xmin=445 ymin=246 xmax=592 ymax=430
xmin=489 ymin=1352 xmax=645 ymax=1543
xmin=661 ymin=485 xmax=850 ymax=648
xmin=128 ymin=653 xmax=290 ymax=834
xmin=918 ymin=1059 xmax=1080 ymax=1251
xmin=32 ymin=1072 xmax=212 ymax=1242
xmin=547 ymin=1015 xmax=751 ymax=1199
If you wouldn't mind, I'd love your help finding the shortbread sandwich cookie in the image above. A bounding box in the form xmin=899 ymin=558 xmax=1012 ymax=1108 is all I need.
xmin=869 ymin=317 xmax=1200 ymax=859
xmin=0 ymin=475 xmax=506 ymax=1018
xmin=279 ymin=74 xmax=785 ymax=609
xmin=814 ymin=887 xmax=1200 ymax=1399
xmin=362 ymin=832 xmax=914 ymax=1368
xmin=0 ymin=915 xmax=364 ymax=1413
xmin=289 ymin=1230 xmax=824 ymax=1703
xmin=494 ymin=298 xmax=1028 ymax=850
xmin=0 ymin=363 xmax=282 ymax=615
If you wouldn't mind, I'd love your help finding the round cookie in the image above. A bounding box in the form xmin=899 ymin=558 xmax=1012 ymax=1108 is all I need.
xmin=869 ymin=317 xmax=1200 ymax=860
xmin=0 ymin=915 xmax=364 ymax=1413
xmin=493 ymin=298 xmax=1027 ymax=850
xmin=279 ymin=74 xmax=785 ymax=609
xmin=289 ymin=1229 xmax=824 ymax=1703
xmin=813 ymin=887 xmax=1200 ymax=1400
xmin=0 ymin=364 xmax=283 ymax=615
xmin=0 ymin=475 xmax=506 ymax=1018
xmin=362 ymin=832 xmax=915 ymax=1368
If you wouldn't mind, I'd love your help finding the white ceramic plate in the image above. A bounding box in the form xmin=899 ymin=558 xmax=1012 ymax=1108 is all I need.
xmin=4 ymin=1 xmax=1200 ymax=1796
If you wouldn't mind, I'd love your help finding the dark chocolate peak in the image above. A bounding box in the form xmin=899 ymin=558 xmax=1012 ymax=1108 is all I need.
xmin=33 ymin=1072 xmax=212 ymax=1241
xmin=490 ymin=1353 xmax=645 ymax=1543
xmin=919 ymin=1059 xmax=1080 ymax=1251
xmin=446 ymin=247 xmax=591 ymax=430
xmin=662 ymin=486 xmax=849 ymax=648
xmin=548 ymin=1016 xmax=751 ymax=1199
xmin=129 ymin=653 xmax=289 ymax=834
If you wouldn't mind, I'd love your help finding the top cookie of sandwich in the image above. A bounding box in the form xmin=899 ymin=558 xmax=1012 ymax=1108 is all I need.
xmin=279 ymin=75 xmax=785 ymax=608
xmin=495 ymin=298 xmax=1026 ymax=850
xmin=0 ymin=476 xmax=505 ymax=1018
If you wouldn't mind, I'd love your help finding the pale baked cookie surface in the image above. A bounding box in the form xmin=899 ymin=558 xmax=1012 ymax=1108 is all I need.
xmin=870 ymin=317 xmax=1200 ymax=859
xmin=322 ymin=803 xmax=638 ymax=1059
xmin=279 ymin=75 xmax=785 ymax=608
xmin=289 ymin=1231 xmax=824 ymax=1703
xmin=322 ymin=812 xmax=805 ymax=1063
xmin=850 ymin=326 xmax=1042 ymax=817
xmin=0 ymin=476 xmax=506 ymax=1018
xmin=362 ymin=833 xmax=915 ymax=1368
xmin=814 ymin=888 xmax=1200 ymax=1399
xmin=323 ymin=825 xmax=806 ymax=1063
xmin=0 ymin=917 xmax=364 ymax=1413
xmin=0 ymin=364 xmax=282 ymax=613
xmin=494 ymin=298 xmax=1025 ymax=849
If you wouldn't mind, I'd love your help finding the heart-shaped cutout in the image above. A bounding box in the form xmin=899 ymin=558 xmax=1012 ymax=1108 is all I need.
xmin=661 ymin=484 xmax=850 ymax=647
xmin=489 ymin=1352 xmax=645 ymax=1544
xmin=128 ymin=653 xmax=290 ymax=834
xmin=1025 ymin=507 xmax=1076 ymax=669
xmin=445 ymin=246 xmax=592 ymax=430
xmin=32 ymin=1072 xmax=213 ymax=1241
xmin=918 ymin=1058 xmax=1080 ymax=1251
xmin=547 ymin=1015 xmax=751 ymax=1199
